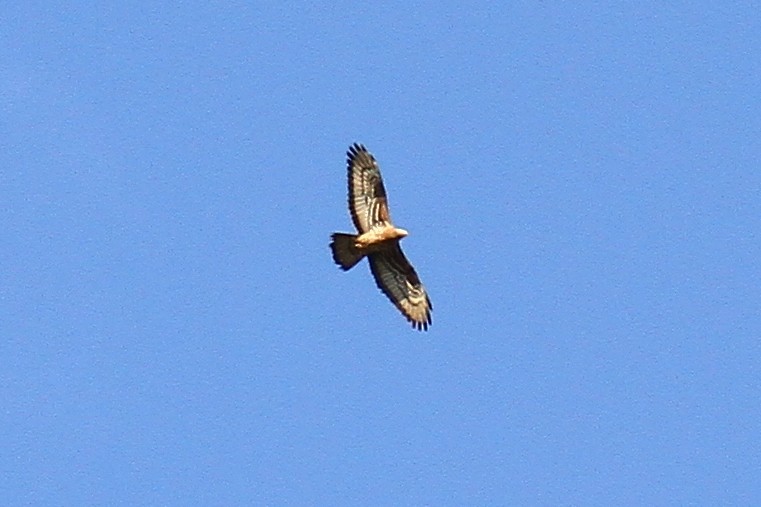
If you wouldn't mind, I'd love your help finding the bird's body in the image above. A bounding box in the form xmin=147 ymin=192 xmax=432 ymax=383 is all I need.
xmin=355 ymin=226 xmax=408 ymax=249
xmin=330 ymin=143 xmax=432 ymax=331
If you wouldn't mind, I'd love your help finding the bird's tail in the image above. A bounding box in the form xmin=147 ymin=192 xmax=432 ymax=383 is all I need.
xmin=330 ymin=233 xmax=364 ymax=271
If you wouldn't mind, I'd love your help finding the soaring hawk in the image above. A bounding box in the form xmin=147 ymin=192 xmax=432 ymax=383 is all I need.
xmin=330 ymin=143 xmax=432 ymax=331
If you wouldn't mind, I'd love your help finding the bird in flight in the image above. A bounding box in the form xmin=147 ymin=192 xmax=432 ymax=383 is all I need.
xmin=330 ymin=143 xmax=432 ymax=331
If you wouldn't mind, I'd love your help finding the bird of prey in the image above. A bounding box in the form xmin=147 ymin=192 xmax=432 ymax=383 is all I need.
xmin=330 ymin=143 xmax=432 ymax=331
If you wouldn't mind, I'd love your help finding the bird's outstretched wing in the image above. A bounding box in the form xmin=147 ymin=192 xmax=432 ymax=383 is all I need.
xmin=347 ymin=143 xmax=392 ymax=233
xmin=368 ymin=244 xmax=432 ymax=331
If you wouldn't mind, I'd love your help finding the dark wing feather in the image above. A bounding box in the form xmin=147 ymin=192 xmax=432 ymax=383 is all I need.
xmin=368 ymin=244 xmax=432 ymax=331
xmin=347 ymin=143 xmax=392 ymax=233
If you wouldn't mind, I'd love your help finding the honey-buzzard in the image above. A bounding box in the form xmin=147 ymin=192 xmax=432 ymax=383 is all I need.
xmin=330 ymin=143 xmax=432 ymax=331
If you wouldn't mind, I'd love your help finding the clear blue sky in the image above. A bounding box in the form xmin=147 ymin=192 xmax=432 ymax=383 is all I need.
xmin=2 ymin=2 xmax=760 ymax=505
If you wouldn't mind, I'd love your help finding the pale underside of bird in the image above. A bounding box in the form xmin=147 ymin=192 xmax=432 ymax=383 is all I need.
xmin=330 ymin=143 xmax=432 ymax=331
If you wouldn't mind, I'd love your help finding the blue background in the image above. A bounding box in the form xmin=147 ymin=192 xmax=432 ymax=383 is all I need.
xmin=2 ymin=3 xmax=760 ymax=505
